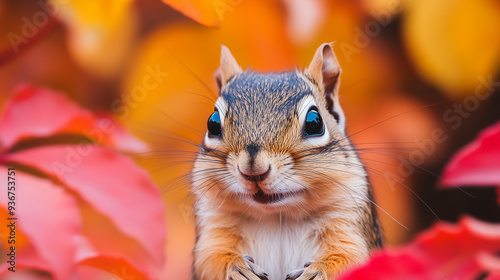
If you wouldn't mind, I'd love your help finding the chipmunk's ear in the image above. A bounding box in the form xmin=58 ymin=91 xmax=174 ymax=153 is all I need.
xmin=306 ymin=43 xmax=345 ymax=132
xmin=215 ymin=45 xmax=242 ymax=90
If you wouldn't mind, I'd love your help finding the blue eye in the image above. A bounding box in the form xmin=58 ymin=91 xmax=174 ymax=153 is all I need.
xmin=207 ymin=110 xmax=222 ymax=137
xmin=304 ymin=108 xmax=324 ymax=137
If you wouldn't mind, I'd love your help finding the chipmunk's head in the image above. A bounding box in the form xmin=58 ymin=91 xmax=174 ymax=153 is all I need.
xmin=192 ymin=44 xmax=368 ymax=218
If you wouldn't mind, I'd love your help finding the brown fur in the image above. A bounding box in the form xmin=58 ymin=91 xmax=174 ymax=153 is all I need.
xmin=191 ymin=44 xmax=382 ymax=280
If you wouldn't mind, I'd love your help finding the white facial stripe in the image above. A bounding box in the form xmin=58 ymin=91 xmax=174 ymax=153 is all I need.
xmin=297 ymin=95 xmax=330 ymax=147
xmin=303 ymin=129 xmax=330 ymax=146
xmin=204 ymin=134 xmax=221 ymax=147
xmin=214 ymin=97 xmax=227 ymax=126
xmin=297 ymin=95 xmax=316 ymax=121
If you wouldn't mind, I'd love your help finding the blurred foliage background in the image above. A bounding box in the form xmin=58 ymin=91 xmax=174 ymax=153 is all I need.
xmin=1 ymin=0 xmax=500 ymax=278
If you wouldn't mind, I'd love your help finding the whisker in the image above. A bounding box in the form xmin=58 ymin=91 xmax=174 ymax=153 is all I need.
xmin=163 ymin=45 xmax=217 ymax=99
xmin=344 ymin=102 xmax=442 ymax=140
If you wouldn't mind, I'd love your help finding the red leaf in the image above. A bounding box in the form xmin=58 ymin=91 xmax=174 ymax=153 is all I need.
xmin=4 ymin=145 xmax=166 ymax=267
xmin=72 ymin=234 xmax=158 ymax=280
xmin=441 ymin=121 xmax=500 ymax=188
xmin=339 ymin=217 xmax=500 ymax=280
xmin=0 ymin=85 xmax=147 ymax=153
xmin=0 ymin=243 xmax=65 ymax=279
xmin=76 ymin=256 xmax=152 ymax=280
xmin=72 ymin=204 xmax=162 ymax=279
xmin=0 ymin=168 xmax=81 ymax=280
xmin=0 ymin=85 xmax=92 ymax=151
xmin=340 ymin=251 xmax=429 ymax=280
xmin=95 ymin=113 xmax=149 ymax=153
xmin=487 ymin=272 xmax=500 ymax=280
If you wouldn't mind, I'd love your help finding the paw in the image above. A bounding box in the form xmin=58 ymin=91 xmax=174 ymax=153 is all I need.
xmin=285 ymin=262 xmax=327 ymax=280
xmin=227 ymin=255 xmax=269 ymax=280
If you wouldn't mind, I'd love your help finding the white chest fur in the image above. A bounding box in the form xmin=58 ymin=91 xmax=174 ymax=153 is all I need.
xmin=240 ymin=216 xmax=321 ymax=280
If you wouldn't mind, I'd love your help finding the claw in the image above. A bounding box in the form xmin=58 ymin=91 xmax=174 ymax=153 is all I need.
xmin=286 ymin=262 xmax=326 ymax=280
xmin=227 ymin=256 xmax=269 ymax=280
xmin=243 ymin=255 xmax=255 ymax=264
xmin=285 ymin=268 xmax=305 ymax=280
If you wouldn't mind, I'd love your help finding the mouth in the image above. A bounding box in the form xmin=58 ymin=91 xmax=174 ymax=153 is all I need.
xmin=252 ymin=189 xmax=294 ymax=204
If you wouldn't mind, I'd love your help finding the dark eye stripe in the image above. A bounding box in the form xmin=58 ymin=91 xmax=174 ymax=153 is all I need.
xmin=207 ymin=110 xmax=222 ymax=137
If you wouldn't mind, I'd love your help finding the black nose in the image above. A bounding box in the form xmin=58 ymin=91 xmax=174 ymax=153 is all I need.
xmin=247 ymin=143 xmax=260 ymax=167
xmin=239 ymin=166 xmax=271 ymax=181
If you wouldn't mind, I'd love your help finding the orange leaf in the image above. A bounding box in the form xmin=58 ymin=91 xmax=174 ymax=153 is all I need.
xmin=160 ymin=0 xmax=221 ymax=27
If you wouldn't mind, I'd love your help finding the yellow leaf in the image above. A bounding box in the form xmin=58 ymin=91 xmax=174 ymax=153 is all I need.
xmin=404 ymin=0 xmax=500 ymax=97
xmin=50 ymin=0 xmax=138 ymax=78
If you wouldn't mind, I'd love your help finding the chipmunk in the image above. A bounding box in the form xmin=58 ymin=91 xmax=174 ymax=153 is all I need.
xmin=190 ymin=43 xmax=383 ymax=280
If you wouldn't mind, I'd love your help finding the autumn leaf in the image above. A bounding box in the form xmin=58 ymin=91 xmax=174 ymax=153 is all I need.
xmin=403 ymin=0 xmax=500 ymax=96
xmin=160 ymin=0 xmax=329 ymax=43
xmin=487 ymin=272 xmax=500 ymax=280
xmin=160 ymin=0 xmax=222 ymax=27
xmin=4 ymin=145 xmax=166 ymax=266
xmin=441 ymin=121 xmax=500 ymax=204
xmin=339 ymin=217 xmax=500 ymax=279
xmin=0 ymin=86 xmax=166 ymax=279
xmin=0 ymin=85 xmax=148 ymax=153
xmin=0 ymin=168 xmax=80 ymax=280
xmin=49 ymin=0 xmax=138 ymax=78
